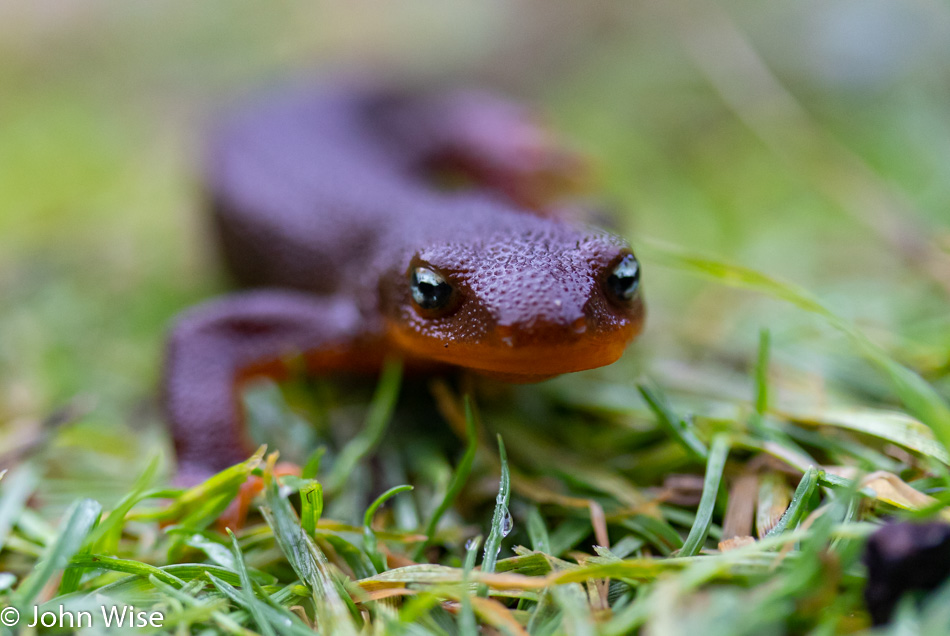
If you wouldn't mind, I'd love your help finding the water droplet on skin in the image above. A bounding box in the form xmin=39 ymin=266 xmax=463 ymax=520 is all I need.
xmin=572 ymin=317 xmax=587 ymax=334
xmin=501 ymin=508 xmax=513 ymax=537
xmin=496 ymin=324 xmax=515 ymax=348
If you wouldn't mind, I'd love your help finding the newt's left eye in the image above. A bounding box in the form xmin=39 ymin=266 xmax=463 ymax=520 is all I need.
xmin=605 ymin=254 xmax=640 ymax=304
xmin=410 ymin=266 xmax=457 ymax=313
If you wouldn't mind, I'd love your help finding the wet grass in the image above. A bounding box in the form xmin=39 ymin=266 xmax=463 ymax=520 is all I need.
xmin=2 ymin=1 xmax=950 ymax=634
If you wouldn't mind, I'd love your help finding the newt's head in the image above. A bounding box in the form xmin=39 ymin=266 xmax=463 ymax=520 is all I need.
xmin=381 ymin=224 xmax=644 ymax=381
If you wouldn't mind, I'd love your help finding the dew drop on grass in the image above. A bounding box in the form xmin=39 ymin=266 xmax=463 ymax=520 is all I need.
xmin=501 ymin=507 xmax=513 ymax=537
xmin=465 ymin=537 xmax=478 ymax=551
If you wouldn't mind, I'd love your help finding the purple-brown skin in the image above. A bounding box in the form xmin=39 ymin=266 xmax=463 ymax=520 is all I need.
xmin=164 ymin=83 xmax=645 ymax=480
xmin=863 ymin=521 xmax=950 ymax=624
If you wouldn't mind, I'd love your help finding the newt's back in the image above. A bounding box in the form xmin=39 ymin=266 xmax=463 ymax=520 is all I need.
xmin=207 ymin=87 xmax=404 ymax=295
xmin=205 ymin=83 xmax=593 ymax=297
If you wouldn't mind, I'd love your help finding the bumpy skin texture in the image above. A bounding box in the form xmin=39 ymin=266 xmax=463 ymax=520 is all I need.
xmin=164 ymin=83 xmax=645 ymax=478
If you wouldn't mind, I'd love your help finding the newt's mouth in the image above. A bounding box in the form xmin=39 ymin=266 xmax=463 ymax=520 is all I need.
xmin=387 ymin=315 xmax=642 ymax=380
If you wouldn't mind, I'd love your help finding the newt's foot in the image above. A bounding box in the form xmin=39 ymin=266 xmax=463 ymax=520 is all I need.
xmin=216 ymin=462 xmax=301 ymax=532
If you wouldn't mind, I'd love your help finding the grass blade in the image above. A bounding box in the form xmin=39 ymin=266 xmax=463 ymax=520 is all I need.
xmin=480 ymin=435 xmax=511 ymax=596
xmin=226 ymin=529 xmax=275 ymax=636
xmin=13 ymin=498 xmax=101 ymax=606
xmin=787 ymin=407 xmax=950 ymax=466
xmin=679 ymin=434 xmax=730 ymax=556
xmin=645 ymin=241 xmax=950 ymax=454
xmin=755 ymin=329 xmax=771 ymax=416
xmin=326 ymin=357 xmax=402 ymax=492
xmin=207 ymin=574 xmax=314 ymax=636
xmin=363 ymin=484 xmax=413 ymax=573
xmin=301 ymin=446 xmax=326 ymax=480
xmin=460 ymin=535 xmax=481 ymax=636
xmin=89 ymin=455 xmax=160 ymax=554
xmin=147 ymin=575 xmax=244 ymax=635
xmin=0 ymin=466 xmax=38 ymax=553
xmin=638 ymin=385 xmax=708 ymax=462
xmin=261 ymin=478 xmax=359 ymax=636
xmin=526 ymin=507 xmax=551 ymax=554
xmin=415 ymin=394 xmax=479 ymax=560
xmin=69 ymin=553 xmax=185 ymax=587
xmin=141 ymin=447 xmax=264 ymax=525
xmin=300 ymin=480 xmax=323 ymax=536
xmin=766 ymin=467 xmax=820 ymax=537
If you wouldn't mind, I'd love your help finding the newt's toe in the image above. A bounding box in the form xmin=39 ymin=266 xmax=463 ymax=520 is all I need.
xmin=216 ymin=462 xmax=302 ymax=532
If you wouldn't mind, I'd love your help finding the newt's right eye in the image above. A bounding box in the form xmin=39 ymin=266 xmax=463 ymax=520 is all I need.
xmin=410 ymin=266 xmax=457 ymax=314
xmin=605 ymin=253 xmax=640 ymax=306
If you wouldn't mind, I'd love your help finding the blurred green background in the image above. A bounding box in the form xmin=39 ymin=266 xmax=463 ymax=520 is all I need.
xmin=1 ymin=0 xmax=949 ymax=508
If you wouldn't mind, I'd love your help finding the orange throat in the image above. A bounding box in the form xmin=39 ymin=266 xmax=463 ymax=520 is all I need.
xmin=387 ymin=321 xmax=639 ymax=380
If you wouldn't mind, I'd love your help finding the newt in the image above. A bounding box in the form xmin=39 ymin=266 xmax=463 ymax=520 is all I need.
xmin=163 ymin=82 xmax=645 ymax=481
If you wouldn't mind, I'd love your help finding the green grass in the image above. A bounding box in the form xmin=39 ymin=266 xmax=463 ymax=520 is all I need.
xmin=2 ymin=2 xmax=950 ymax=634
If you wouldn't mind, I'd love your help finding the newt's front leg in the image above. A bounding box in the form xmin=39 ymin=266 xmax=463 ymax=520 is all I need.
xmin=163 ymin=290 xmax=381 ymax=482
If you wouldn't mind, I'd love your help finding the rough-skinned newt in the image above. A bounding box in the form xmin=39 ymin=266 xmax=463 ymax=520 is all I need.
xmin=163 ymin=82 xmax=645 ymax=480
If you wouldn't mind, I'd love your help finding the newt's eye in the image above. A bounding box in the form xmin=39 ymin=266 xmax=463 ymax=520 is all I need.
xmin=605 ymin=254 xmax=640 ymax=304
xmin=410 ymin=266 xmax=456 ymax=313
